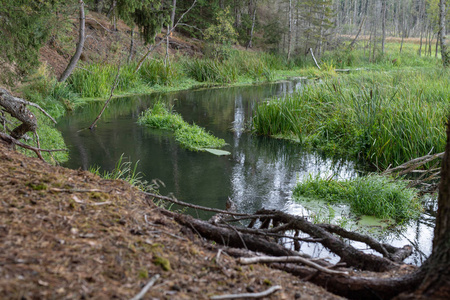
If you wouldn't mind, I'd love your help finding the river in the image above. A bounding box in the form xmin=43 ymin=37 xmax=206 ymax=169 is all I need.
xmin=57 ymin=80 xmax=435 ymax=266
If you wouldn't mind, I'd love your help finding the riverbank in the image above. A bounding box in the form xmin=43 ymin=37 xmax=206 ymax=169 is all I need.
xmin=0 ymin=138 xmax=343 ymax=299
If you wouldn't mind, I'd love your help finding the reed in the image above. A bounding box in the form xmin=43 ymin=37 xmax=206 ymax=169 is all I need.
xmin=253 ymin=68 xmax=450 ymax=168
xmin=293 ymin=174 xmax=422 ymax=222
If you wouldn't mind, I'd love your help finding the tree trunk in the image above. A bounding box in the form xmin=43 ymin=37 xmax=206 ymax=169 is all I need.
xmin=127 ymin=28 xmax=134 ymax=63
xmin=246 ymin=0 xmax=257 ymax=49
xmin=396 ymin=117 xmax=450 ymax=299
xmin=59 ymin=0 xmax=86 ymax=82
xmin=440 ymin=0 xmax=449 ymax=67
xmin=287 ymin=0 xmax=292 ymax=60
xmin=381 ymin=0 xmax=386 ymax=54
xmin=170 ymin=0 xmax=176 ymax=35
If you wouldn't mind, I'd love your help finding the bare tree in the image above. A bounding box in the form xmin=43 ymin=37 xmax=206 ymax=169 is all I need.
xmin=59 ymin=0 xmax=86 ymax=82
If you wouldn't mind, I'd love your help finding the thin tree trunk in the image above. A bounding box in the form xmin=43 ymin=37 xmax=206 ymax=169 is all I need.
xmin=59 ymin=0 xmax=86 ymax=82
xmin=128 ymin=28 xmax=134 ymax=63
xmin=246 ymin=0 xmax=257 ymax=49
xmin=381 ymin=0 xmax=386 ymax=54
xmin=287 ymin=0 xmax=292 ymax=60
xmin=170 ymin=0 xmax=176 ymax=35
xmin=440 ymin=0 xmax=449 ymax=66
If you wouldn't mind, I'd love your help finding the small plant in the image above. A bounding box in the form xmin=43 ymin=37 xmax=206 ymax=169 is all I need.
xmin=89 ymin=154 xmax=153 ymax=192
xmin=293 ymin=174 xmax=422 ymax=222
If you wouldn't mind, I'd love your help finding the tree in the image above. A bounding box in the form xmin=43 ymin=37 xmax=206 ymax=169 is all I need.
xmin=59 ymin=0 xmax=86 ymax=82
xmin=440 ymin=0 xmax=450 ymax=66
xmin=0 ymin=0 xmax=57 ymax=82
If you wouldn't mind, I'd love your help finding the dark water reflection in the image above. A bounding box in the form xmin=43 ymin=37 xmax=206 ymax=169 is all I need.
xmin=57 ymin=80 xmax=435 ymax=266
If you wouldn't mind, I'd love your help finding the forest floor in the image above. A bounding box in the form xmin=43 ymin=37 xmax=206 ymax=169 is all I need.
xmin=0 ymin=141 xmax=344 ymax=299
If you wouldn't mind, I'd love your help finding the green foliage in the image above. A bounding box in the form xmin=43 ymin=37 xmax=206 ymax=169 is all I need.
xmin=293 ymin=174 xmax=422 ymax=222
xmin=204 ymin=8 xmax=237 ymax=45
xmin=115 ymin=0 xmax=170 ymax=44
xmin=0 ymin=0 xmax=58 ymax=79
xmin=253 ymin=69 xmax=450 ymax=168
xmin=138 ymin=101 xmax=226 ymax=151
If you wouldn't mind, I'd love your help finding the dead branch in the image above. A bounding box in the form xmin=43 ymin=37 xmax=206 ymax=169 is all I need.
xmin=210 ymin=285 xmax=281 ymax=300
xmin=253 ymin=209 xmax=400 ymax=272
xmin=239 ymin=256 xmax=349 ymax=276
xmin=173 ymin=213 xmax=300 ymax=258
xmin=89 ymin=62 xmax=121 ymax=130
xmin=318 ymin=224 xmax=413 ymax=262
xmin=130 ymin=274 xmax=160 ymax=300
xmin=383 ymin=152 xmax=444 ymax=176
xmin=0 ymin=132 xmax=67 ymax=160
xmin=145 ymin=191 xmax=265 ymax=217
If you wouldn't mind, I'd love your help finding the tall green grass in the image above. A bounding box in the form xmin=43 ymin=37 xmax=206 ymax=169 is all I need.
xmin=137 ymin=101 xmax=226 ymax=151
xmin=253 ymin=69 xmax=450 ymax=168
xmin=294 ymin=174 xmax=422 ymax=222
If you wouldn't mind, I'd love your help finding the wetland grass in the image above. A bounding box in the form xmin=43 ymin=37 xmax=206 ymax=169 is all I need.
xmin=253 ymin=68 xmax=450 ymax=169
xmin=138 ymin=101 xmax=226 ymax=151
xmin=293 ymin=174 xmax=422 ymax=222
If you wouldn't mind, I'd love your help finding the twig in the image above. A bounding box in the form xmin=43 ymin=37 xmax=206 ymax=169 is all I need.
xmin=144 ymin=191 xmax=264 ymax=217
xmin=130 ymin=274 xmax=160 ymax=300
xmin=0 ymin=132 xmax=67 ymax=160
xmin=50 ymin=188 xmax=110 ymax=193
xmin=89 ymin=62 xmax=121 ymax=130
xmin=239 ymin=256 xmax=348 ymax=276
xmin=210 ymin=285 xmax=282 ymax=300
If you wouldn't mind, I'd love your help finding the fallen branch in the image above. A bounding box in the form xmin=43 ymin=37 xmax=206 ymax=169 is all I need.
xmin=89 ymin=62 xmax=121 ymax=130
xmin=254 ymin=209 xmax=400 ymax=272
xmin=239 ymin=256 xmax=348 ymax=276
xmin=210 ymin=285 xmax=281 ymax=300
xmin=130 ymin=274 xmax=160 ymax=300
xmin=145 ymin=191 xmax=264 ymax=217
xmin=0 ymin=132 xmax=67 ymax=160
xmin=318 ymin=223 xmax=412 ymax=262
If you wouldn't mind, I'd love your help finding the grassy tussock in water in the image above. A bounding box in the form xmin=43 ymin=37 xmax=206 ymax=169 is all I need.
xmin=138 ymin=102 xmax=226 ymax=151
xmin=293 ymin=174 xmax=422 ymax=222
xmin=253 ymin=69 xmax=450 ymax=168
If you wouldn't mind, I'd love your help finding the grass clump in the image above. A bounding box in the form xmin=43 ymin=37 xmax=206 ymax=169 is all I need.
xmin=293 ymin=174 xmax=422 ymax=222
xmin=89 ymin=154 xmax=153 ymax=192
xmin=138 ymin=101 xmax=226 ymax=151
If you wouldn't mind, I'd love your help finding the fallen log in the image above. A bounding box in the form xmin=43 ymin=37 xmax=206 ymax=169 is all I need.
xmin=253 ymin=209 xmax=400 ymax=272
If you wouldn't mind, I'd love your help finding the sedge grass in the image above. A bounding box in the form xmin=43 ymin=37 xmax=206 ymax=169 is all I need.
xmin=253 ymin=68 xmax=450 ymax=169
xmin=138 ymin=101 xmax=226 ymax=151
xmin=293 ymin=174 xmax=422 ymax=222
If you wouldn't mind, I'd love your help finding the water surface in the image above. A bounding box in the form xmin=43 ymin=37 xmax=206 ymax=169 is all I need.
xmin=58 ymin=80 xmax=435 ymax=265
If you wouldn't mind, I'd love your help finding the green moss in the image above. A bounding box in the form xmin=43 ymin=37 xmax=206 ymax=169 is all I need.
xmin=26 ymin=182 xmax=48 ymax=190
xmin=153 ymin=255 xmax=171 ymax=271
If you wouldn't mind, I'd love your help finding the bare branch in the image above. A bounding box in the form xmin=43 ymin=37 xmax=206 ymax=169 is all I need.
xmin=210 ymin=285 xmax=282 ymax=300
xmin=239 ymin=256 xmax=349 ymax=276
